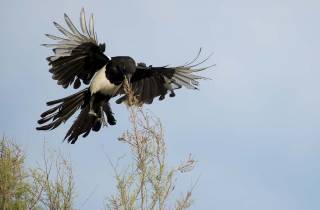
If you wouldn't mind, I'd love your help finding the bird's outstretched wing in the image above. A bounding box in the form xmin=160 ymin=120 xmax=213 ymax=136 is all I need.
xmin=116 ymin=50 xmax=213 ymax=105
xmin=43 ymin=8 xmax=109 ymax=89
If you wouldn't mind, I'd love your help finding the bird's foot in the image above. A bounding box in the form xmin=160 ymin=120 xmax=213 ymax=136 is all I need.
xmin=169 ymin=91 xmax=176 ymax=97
xmin=107 ymin=114 xmax=117 ymax=125
xmin=159 ymin=95 xmax=165 ymax=100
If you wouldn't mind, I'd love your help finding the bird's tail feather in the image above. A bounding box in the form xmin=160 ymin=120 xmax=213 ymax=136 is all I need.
xmin=37 ymin=89 xmax=89 ymax=130
xmin=63 ymin=105 xmax=102 ymax=144
xmin=36 ymin=88 xmax=105 ymax=143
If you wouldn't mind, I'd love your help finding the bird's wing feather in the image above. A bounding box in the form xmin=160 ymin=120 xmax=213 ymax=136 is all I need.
xmin=116 ymin=52 xmax=213 ymax=105
xmin=43 ymin=8 xmax=109 ymax=89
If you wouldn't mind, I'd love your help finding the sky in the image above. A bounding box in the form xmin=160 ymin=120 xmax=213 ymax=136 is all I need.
xmin=1 ymin=0 xmax=320 ymax=209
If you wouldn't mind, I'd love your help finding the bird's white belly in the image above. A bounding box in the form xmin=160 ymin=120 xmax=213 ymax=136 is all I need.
xmin=90 ymin=66 xmax=120 ymax=96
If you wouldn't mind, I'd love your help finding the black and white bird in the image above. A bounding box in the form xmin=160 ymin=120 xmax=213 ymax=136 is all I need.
xmin=37 ymin=9 xmax=212 ymax=143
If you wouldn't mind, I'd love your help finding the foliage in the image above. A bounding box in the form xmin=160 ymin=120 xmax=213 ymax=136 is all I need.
xmin=30 ymin=144 xmax=75 ymax=210
xmin=0 ymin=137 xmax=74 ymax=210
xmin=0 ymin=138 xmax=36 ymax=210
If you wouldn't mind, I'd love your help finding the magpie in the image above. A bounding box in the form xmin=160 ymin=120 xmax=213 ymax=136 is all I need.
xmin=36 ymin=9 xmax=212 ymax=143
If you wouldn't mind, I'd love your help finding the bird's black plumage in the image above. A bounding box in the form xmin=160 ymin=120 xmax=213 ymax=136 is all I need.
xmin=37 ymin=9 xmax=212 ymax=143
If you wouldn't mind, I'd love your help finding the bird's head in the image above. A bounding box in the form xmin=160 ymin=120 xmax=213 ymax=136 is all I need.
xmin=106 ymin=56 xmax=136 ymax=85
xmin=113 ymin=56 xmax=136 ymax=79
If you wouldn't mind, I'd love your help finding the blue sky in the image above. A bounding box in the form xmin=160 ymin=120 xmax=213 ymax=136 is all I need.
xmin=1 ymin=0 xmax=320 ymax=209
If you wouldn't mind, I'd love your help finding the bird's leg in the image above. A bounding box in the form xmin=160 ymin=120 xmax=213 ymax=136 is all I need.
xmin=106 ymin=111 xmax=116 ymax=126
xmin=100 ymin=106 xmax=107 ymax=126
xmin=169 ymin=90 xmax=176 ymax=97
xmin=88 ymin=94 xmax=98 ymax=117
xmin=104 ymin=103 xmax=116 ymax=125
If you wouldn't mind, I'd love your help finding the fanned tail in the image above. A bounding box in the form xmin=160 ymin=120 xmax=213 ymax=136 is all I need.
xmin=36 ymin=89 xmax=89 ymax=131
xmin=36 ymin=88 xmax=116 ymax=143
